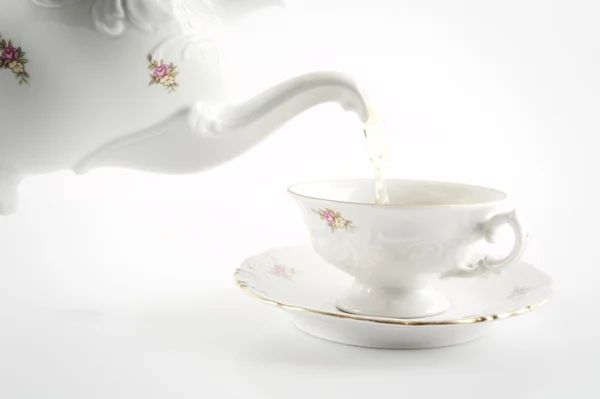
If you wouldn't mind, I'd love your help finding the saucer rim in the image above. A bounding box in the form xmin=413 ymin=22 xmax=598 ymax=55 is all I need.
xmin=233 ymin=256 xmax=553 ymax=326
xmin=235 ymin=275 xmax=552 ymax=326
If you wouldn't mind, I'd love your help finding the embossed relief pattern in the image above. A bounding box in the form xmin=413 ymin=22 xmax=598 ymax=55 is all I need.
xmin=32 ymin=0 xmax=177 ymax=38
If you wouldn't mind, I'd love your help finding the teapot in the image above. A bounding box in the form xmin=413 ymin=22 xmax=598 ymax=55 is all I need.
xmin=0 ymin=0 xmax=369 ymax=215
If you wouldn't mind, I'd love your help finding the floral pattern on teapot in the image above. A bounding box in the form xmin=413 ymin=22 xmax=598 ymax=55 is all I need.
xmin=147 ymin=55 xmax=180 ymax=93
xmin=313 ymin=208 xmax=355 ymax=233
xmin=0 ymin=35 xmax=30 ymax=85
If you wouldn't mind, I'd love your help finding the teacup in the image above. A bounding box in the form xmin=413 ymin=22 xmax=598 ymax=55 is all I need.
xmin=288 ymin=179 xmax=527 ymax=319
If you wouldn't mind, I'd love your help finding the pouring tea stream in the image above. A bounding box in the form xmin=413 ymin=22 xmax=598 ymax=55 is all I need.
xmin=364 ymin=107 xmax=390 ymax=205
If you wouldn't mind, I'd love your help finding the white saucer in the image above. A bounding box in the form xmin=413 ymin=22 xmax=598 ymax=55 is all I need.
xmin=234 ymin=245 xmax=553 ymax=349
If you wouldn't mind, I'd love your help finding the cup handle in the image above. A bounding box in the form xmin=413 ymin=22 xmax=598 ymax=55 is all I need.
xmin=443 ymin=210 xmax=527 ymax=278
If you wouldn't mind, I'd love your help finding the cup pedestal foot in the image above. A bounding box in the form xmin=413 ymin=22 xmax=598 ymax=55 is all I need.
xmin=335 ymin=280 xmax=450 ymax=319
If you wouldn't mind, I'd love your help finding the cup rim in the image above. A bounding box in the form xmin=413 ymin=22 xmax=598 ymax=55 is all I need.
xmin=287 ymin=178 xmax=509 ymax=208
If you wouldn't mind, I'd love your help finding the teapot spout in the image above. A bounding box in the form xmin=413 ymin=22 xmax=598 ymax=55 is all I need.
xmin=214 ymin=71 xmax=370 ymax=134
xmin=73 ymin=71 xmax=369 ymax=175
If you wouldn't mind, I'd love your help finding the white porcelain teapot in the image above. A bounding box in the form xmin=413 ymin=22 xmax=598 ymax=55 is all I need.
xmin=0 ymin=0 xmax=369 ymax=215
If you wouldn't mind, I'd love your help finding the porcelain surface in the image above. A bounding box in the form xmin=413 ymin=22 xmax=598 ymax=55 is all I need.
xmin=234 ymin=245 xmax=553 ymax=349
xmin=0 ymin=0 xmax=369 ymax=215
xmin=288 ymin=179 xmax=528 ymax=319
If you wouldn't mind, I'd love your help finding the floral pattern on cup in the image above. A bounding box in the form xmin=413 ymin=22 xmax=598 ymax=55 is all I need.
xmin=0 ymin=35 xmax=30 ymax=85
xmin=147 ymin=54 xmax=179 ymax=93
xmin=269 ymin=264 xmax=296 ymax=279
xmin=313 ymin=208 xmax=355 ymax=233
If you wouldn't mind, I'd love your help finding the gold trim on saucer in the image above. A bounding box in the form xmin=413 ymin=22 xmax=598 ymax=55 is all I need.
xmin=233 ymin=271 xmax=552 ymax=326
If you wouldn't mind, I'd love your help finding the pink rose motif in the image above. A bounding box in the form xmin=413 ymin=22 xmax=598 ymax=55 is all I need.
xmin=153 ymin=64 xmax=171 ymax=79
xmin=270 ymin=264 xmax=295 ymax=279
xmin=323 ymin=210 xmax=336 ymax=225
xmin=313 ymin=208 xmax=355 ymax=233
xmin=2 ymin=46 xmax=19 ymax=62
xmin=507 ymin=286 xmax=530 ymax=300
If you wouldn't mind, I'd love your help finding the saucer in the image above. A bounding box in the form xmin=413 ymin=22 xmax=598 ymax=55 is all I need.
xmin=234 ymin=245 xmax=553 ymax=349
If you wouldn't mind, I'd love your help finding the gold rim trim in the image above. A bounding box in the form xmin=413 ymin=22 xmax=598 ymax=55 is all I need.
xmin=234 ymin=271 xmax=552 ymax=326
xmin=287 ymin=178 xmax=509 ymax=208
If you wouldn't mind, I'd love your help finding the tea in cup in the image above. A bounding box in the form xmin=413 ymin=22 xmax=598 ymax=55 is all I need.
xmin=288 ymin=179 xmax=526 ymax=319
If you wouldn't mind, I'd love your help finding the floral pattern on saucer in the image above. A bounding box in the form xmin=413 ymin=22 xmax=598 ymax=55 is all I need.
xmin=313 ymin=208 xmax=355 ymax=233
xmin=506 ymin=285 xmax=546 ymax=300
xmin=269 ymin=264 xmax=296 ymax=279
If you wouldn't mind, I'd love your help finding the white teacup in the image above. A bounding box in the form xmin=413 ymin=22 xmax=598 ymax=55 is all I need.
xmin=288 ymin=179 xmax=527 ymax=319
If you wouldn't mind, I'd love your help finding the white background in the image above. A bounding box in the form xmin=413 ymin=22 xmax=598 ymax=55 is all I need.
xmin=1 ymin=0 xmax=599 ymax=397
